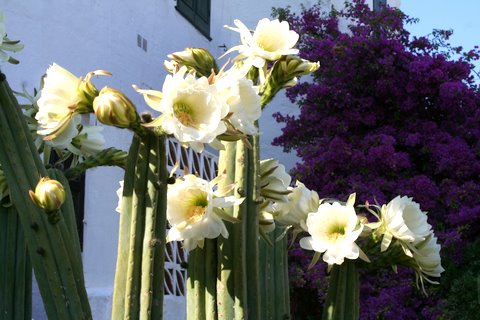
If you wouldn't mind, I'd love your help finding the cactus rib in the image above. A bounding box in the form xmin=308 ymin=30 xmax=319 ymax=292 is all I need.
xmin=245 ymin=135 xmax=261 ymax=320
xmin=216 ymin=141 xmax=236 ymax=319
xmin=322 ymin=260 xmax=359 ymax=320
xmin=111 ymin=132 xmax=168 ymax=320
xmin=0 ymin=205 xmax=32 ymax=320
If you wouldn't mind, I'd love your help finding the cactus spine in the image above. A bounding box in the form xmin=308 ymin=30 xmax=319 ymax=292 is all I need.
xmin=112 ymin=131 xmax=168 ymax=320
xmin=0 ymin=73 xmax=92 ymax=319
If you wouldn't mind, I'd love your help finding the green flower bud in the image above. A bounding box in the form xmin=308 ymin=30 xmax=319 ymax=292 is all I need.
xmin=93 ymin=86 xmax=140 ymax=129
xmin=271 ymin=55 xmax=320 ymax=89
xmin=76 ymin=70 xmax=112 ymax=114
xmin=260 ymin=55 xmax=319 ymax=107
xmin=167 ymin=48 xmax=218 ymax=78
xmin=29 ymin=177 xmax=65 ymax=212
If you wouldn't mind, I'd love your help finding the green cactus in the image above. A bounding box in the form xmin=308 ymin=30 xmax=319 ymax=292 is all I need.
xmin=258 ymin=226 xmax=291 ymax=320
xmin=187 ymin=133 xmax=292 ymax=320
xmin=0 ymin=72 xmax=92 ymax=319
xmin=244 ymin=135 xmax=261 ymax=320
xmin=216 ymin=141 xmax=236 ymax=319
xmin=112 ymin=131 xmax=168 ymax=320
xmin=0 ymin=204 xmax=32 ymax=320
xmin=322 ymin=260 xmax=359 ymax=320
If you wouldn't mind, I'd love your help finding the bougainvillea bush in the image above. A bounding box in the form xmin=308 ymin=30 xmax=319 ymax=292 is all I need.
xmin=272 ymin=1 xmax=480 ymax=318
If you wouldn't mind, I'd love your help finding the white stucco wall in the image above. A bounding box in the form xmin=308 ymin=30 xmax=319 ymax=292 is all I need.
xmin=1 ymin=0 xmax=401 ymax=319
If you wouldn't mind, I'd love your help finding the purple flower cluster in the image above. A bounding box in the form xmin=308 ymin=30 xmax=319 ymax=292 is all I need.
xmin=274 ymin=1 xmax=480 ymax=318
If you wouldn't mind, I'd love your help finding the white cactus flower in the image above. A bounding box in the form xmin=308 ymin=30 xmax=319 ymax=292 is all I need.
xmin=379 ymin=196 xmax=432 ymax=252
xmin=300 ymin=194 xmax=364 ymax=265
xmin=140 ymin=67 xmax=229 ymax=153
xmin=166 ymin=174 xmax=243 ymax=251
xmin=36 ymin=64 xmax=85 ymax=145
xmin=36 ymin=64 xmax=109 ymax=146
xmin=225 ymin=18 xmax=299 ymax=69
xmin=411 ymin=233 xmax=444 ymax=281
xmin=216 ymin=72 xmax=261 ymax=135
xmin=272 ymin=181 xmax=320 ymax=230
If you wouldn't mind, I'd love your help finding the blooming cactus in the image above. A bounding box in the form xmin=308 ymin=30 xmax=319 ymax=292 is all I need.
xmin=225 ymin=18 xmax=299 ymax=69
xmin=139 ymin=66 xmax=229 ymax=152
xmin=166 ymin=174 xmax=243 ymax=251
xmin=300 ymin=194 xmax=365 ymax=265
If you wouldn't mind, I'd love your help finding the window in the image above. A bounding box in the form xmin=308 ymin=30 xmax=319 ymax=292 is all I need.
xmin=176 ymin=0 xmax=211 ymax=40
xmin=373 ymin=0 xmax=387 ymax=11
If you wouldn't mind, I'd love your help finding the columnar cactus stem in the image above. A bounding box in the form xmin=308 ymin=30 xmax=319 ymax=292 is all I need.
xmin=149 ymin=138 xmax=168 ymax=320
xmin=232 ymin=140 xmax=247 ymax=320
xmin=216 ymin=141 xmax=236 ymax=319
xmin=48 ymin=168 xmax=91 ymax=313
xmin=259 ymin=226 xmax=290 ymax=320
xmin=111 ymin=132 xmax=168 ymax=320
xmin=205 ymin=239 xmax=218 ymax=318
xmin=259 ymin=235 xmax=273 ymax=320
xmin=275 ymin=227 xmax=290 ymax=319
xmin=322 ymin=260 xmax=359 ymax=320
xmin=0 ymin=73 xmax=92 ymax=319
xmin=0 ymin=205 xmax=32 ymax=320
xmin=112 ymin=137 xmax=140 ymax=319
xmin=187 ymin=248 xmax=206 ymax=319
xmin=188 ymin=139 xmax=256 ymax=320
xmin=245 ymin=135 xmax=261 ymax=320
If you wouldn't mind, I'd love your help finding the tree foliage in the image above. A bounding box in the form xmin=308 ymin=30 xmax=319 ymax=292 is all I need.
xmin=273 ymin=1 xmax=480 ymax=318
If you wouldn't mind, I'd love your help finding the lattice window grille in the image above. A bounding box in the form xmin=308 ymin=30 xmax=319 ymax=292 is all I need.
xmin=164 ymin=138 xmax=218 ymax=296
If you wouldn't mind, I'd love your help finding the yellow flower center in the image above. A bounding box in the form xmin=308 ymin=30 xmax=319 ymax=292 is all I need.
xmin=327 ymin=224 xmax=346 ymax=241
xmin=186 ymin=196 xmax=208 ymax=224
xmin=257 ymin=36 xmax=278 ymax=52
xmin=186 ymin=206 xmax=206 ymax=224
xmin=173 ymin=102 xmax=195 ymax=127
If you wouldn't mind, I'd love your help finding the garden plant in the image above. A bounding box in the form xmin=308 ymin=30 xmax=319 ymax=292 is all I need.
xmin=0 ymin=2 xmax=446 ymax=319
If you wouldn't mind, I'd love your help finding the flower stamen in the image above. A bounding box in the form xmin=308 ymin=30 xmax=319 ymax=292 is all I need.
xmin=173 ymin=102 xmax=195 ymax=127
xmin=186 ymin=205 xmax=207 ymax=224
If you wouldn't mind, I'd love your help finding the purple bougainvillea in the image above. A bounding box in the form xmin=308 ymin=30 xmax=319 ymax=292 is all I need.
xmin=273 ymin=1 xmax=480 ymax=318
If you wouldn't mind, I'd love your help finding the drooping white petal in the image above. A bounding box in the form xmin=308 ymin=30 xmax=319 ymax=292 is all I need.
xmin=411 ymin=233 xmax=444 ymax=279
